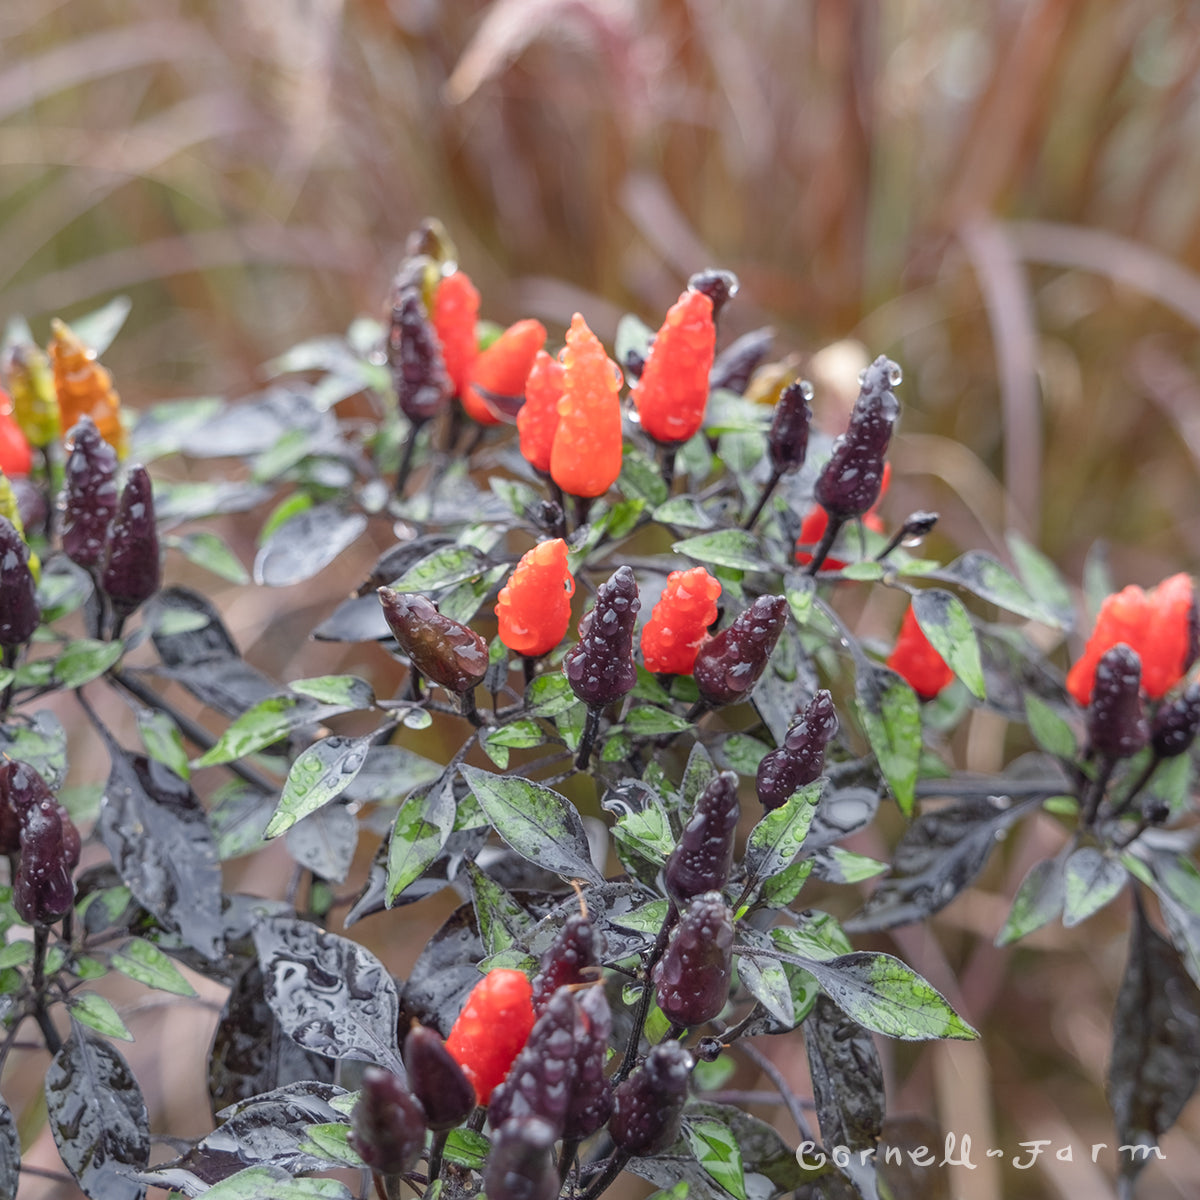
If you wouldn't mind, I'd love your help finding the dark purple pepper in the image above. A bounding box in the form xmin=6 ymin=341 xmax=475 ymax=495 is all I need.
xmin=14 ymin=798 xmax=76 ymax=924
xmin=348 ymin=1067 xmax=428 ymax=1175
xmin=1152 ymin=681 xmax=1200 ymax=759
xmin=692 ymin=595 xmax=788 ymax=707
xmin=487 ymin=987 xmax=583 ymax=1137
xmin=756 ymin=689 xmax=839 ymax=811
xmin=812 ymin=355 xmax=901 ymax=520
xmin=403 ymin=1023 xmax=476 ymax=1130
xmin=531 ymin=910 xmax=603 ymax=1014
xmin=60 ymin=416 xmax=119 ymax=570
xmin=1087 ymin=644 xmax=1148 ymax=759
xmin=652 ymin=892 xmax=734 ymax=1028
xmin=0 ymin=517 xmax=39 ymax=646
xmin=609 ymin=1040 xmax=694 ymax=1155
xmin=389 ymin=284 xmax=452 ymax=424
xmin=563 ymin=984 xmax=614 ymax=1140
xmin=664 ymin=771 xmax=740 ymax=905
xmin=563 ymin=565 xmax=640 ymax=707
xmin=377 ymin=589 xmax=489 ymax=694
xmin=687 ymin=269 xmax=739 ymax=323
xmin=100 ymin=465 xmax=160 ymax=618
xmin=767 ymin=379 xmax=813 ymax=475
xmin=483 ymin=1117 xmax=559 ymax=1200
xmin=709 ymin=326 xmax=774 ymax=395
xmin=0 ymin=761 xmax=22 ymax=855
xmin=11 ymin=478 xmax=47 ymax=537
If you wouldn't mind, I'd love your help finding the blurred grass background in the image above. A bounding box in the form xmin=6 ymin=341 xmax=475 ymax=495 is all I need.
xmin=6 ymin=1 xmax=1200 ymax=1197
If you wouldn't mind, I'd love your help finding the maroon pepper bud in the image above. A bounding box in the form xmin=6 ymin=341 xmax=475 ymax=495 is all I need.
xmin=1087 ymin=644 xmax=1149 ymax=759
xmin=1152 ymin=682 xmax=1200 ymax=759
xmin=531 ymin=910 xmax=604 ymax=1014
xmin=693 ymin=595 xmax=788 ymax=707
xmin=402 ymin=1023 xmax=476 ymax=1131
xmin=60 ymin=416 xmax=119 ymax=570
xmin=756 ymin=689 xmax=839 ymax=811
xmin=14 ymin=797 xmax=77 ymax=925
xmin=389 ymin=284 xmax=452 ymax=425
xmin=686 ymin=269 xmax=739 ymax=324
xmin=0 ymin=517 xmax=39 ymax=647
xmin=101 ymin=465 xmax=160 ymax=621
xmin=609 ymin=1040 xmax=694 ymax=1156
xmin=483 ymin=1117 xmax=560 ymax=1200
xmin=813 ymin=356 xmax=901 ymax=520
xmin=348 ymin=1067 xmax=428 ymax=1175
xmin=709 ymin=327 xmax=774 ymax=395
xmin=664 ymin=771 xmax=740 ymax=905
xmin=767 ymin=380 xmax=813 ymax=476
xmin=653 ymin=892 xmax=734 ymax=1028
xmin=563 ymin=565 xmax=640 ymax=708
xmin=377 ymin=589 xmax=488 ymax=694
xmin=563 ymin=984 xmax=614 ymax=1140
xmin=487 ymin=986 xmax=583 ymax=1138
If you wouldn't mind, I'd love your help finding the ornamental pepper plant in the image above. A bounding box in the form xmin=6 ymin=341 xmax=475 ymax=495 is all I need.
xmin=0 ymin=226 xmax=1196 ymax=1200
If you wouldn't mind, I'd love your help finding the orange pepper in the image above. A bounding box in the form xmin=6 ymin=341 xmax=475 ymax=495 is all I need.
xmin=48 ymin=319 xmax=126 ymax=457
xmin=495 ymin=538 xmax=575 ymax=658
xmin=516 ymin=350 xmax=565 ymax=474
xmin=631 ymin=288 xmax=715 ymax=444
xmin=462 ymin=318 xmax=546 ymax=425
xmin=887 ymin=605 xmax=954 ymax=700
xmin=444 ymin=969 xmax=536 ymax=1104
xmin=641 ymin=567 xmax=722 ymax=675
xmin=431 ymin=270 xmax=479 ymax=401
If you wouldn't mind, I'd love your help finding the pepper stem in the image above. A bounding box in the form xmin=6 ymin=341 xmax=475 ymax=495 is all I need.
xmin=741 ymin=466 xmax=783 ymax=530
xmin=575 ymin=704 xmax=603 ymax=770
xmin=660 ymin=443 xmax=679 ymax=494
xmin=804 ymin=512 xmax=847 ymax=575
xmin=459 ymin=688 xmax=483 ymax=727
xmin=395 ymin=417 xmax=426 ymax=498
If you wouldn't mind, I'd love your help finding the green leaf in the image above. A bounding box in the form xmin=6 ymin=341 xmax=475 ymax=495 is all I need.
xmin=193 ymin=693 xmax=358 ymax=768
xmin=465 ymin=861 xmax=534 ymax=955
xmin=1063 ymin=848 xmax=1128 ymax=928
xmin=53 ymin=639 xmax=123 ymax=688
xmin=623 ymin=708 xmax=693 ymax=737
xmin=36 ymin=560 xmax=93 ymax=622
xmin=619 ymin=446 xmax=669 ymax=506
xmin=387 ymin=781 xmax=455 ymax=905
xmin=816 ymin=847 xmax=888 ymax=884
xmin=70 ymin=294 xmax=132 ymax=355
xmin=741 ymin=782 xmax=822 ymax=903
xmin=288 ymin=675 xmax=375 ymax=708
xmin=610 ymin=898 xmax=670 ymax=936
xmin=253 ymin=427 xmax=314 ymax=483
xmin=911 ymin=588 xmax=986 ymax=700
xmin=168 ymin=531 xmax=250 ymax=584
xmin=771 ymin=914 xmax=853 ymax=962
xmin=654 ymin=496 xmax=716 ymax=529
xmin=438 ymin=564 xmax=510 ymax=626
xmin=683 ymin=1118 xmax=747 ymax=1200
xmin=672 ymin=529 xmax=768 ymax=572
xmin=111 ymin=938 xmax=196 ymax=997
xmin=757 ymin=858 xmax=814 ymax=907
xmin=391 ymin=544 xmax=490 ymax=592
xmin=790 ymin=951 xmax=978 ymax=1041
xmin=525 ymin=673 xmax=577 ymax=717
xmin=483 ymin=720 xmax=546 ymax=768
xmin=297 ymin=1123 xmax=364 ymax=1167
xmin=1007 ymin=532 xmax=1074 ymax=627
xmin=995 ymin=856 xmax=1066 ymax=946
xmin=612 ymin=803 xmax=675 ymax=868
xmin=855 ymin=664 xmax=920 ymax=816
xmin=734 ymin=933 xmax=795 ymax=1027
xmin=200 ymin=1167 xmax=353 ymax=1200
xmin=461 ymin=767 xmax=603 ymax=883
xmin=135 ymin=708 xmax=190 ymax=780
xmin=615 ymin=312 xmax=656 ymax=371
xmin=932 ymin=551 xmax=1066 ymax=627
xmin=717 ymin=734 xmax=769 ymax=776
xmin=444 ymin=1127 xmax=490 ymax=1170
xmin=68 ymin=992 xmax=133 ymax=1041
xmin=1024 ymin=694 xmax=1077 ymax=759
xmin=259 ymin=492 xmax=314 ymax=544
xmin=0 ymin=942 xmax=32 ymax=970
xmin=264 ymin=734 xmax=373 ymax=839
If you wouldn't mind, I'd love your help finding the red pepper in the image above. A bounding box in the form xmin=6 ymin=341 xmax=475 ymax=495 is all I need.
xmin=1066 ymin=574 xmax=1195 ymax=705
xmin=887 ymin=604 xmax=954 ymax=700
xmin=495 ymin=538 xmax=575 ymax=658
xmin=0 ymin=398 xmax=32 ymax=477
xmin=462 ymin=319 xmax=546 ymax=426
xmin=640 ymin=567 xmax=722 ymax=675
xmin=631 ymin=288 xmax=715 ymax=444
xmin=549 ymin=314 xmax=623 ymax=499
xmin=516 ymin=350 xmax=564 ymax=474
xmin=431 ymin=269 xmax=480 ymax=401
xmin=444 ymin=969 xmax=536 ymax=1104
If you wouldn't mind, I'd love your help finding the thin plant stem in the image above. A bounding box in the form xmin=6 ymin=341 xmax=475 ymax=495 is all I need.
xmin=575 ymin=705 xmax=603 ymax=771
xmin=1109 ymin=754 xmax=1161 ymax=819
xmin=737 ymin=1040 xmax=816 ymax=1143
xmin=742 ymin=467 xmax=783 ymax=530
xmin=395 ymin=418 xmax=425 ymax=498
xmin=614 ymin=909 xmax=678 ymax=1083
xmin=803 ymin=512 xmax=846 ymax=575
xmin=660 ymin=444 xmax=679 ymax=494
xmin=578 ymin=1150 xmax=630 ymax=1200
xmin=31 ymin=925 xmax=62 ymax=1056
xmin=0 ymin=645 xmax=15 ymax=716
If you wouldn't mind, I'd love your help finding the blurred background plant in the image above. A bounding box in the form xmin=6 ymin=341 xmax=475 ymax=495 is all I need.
xmin=5 ymin=1 xmax=1200 ymax=1197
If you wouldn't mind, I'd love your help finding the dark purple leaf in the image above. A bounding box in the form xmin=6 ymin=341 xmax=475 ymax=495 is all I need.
xmin=1110 ymin=903 xmax=1200 ymax=1188
xmin=150 ymin=586 xmax=241 ymax=665
xmin=0 ymin=1092 xmax=18 ymax=1200
xmin=252 ymin=917 xmax=403 ymax=1074
xmin=400 ymin=902 xmax=486 ymax=1034
xmin=162 ymin=658 xmax=281 ymax=722
xmin=311 ymin=593 xmax=392 ymax=642
xmin=208 ymin=962 xmax=336 ymax=1117
xmin=45 ymin=1025 xmax=149 ymax=1200
xmin=285 ymin=803 xmax=358 ymax=883
xmin=158 ymin=1081 xmax=347 ymax=1186
xmin=98 ymin=752 xmax=224 ymax=960
xmin=253 ymin=505 xmax=368 ymax=587
xmin=178 ymin=387 xmax=333 ymax=458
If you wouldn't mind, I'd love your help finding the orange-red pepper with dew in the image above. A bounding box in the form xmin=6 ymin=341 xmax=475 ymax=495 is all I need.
xmin=462 ymin=319 xmax=546 ymax=425
xmin=0 ymin=397 xmax=32 ymax=477
xmin=550 ymin=313 xmax=623 ymax=498
xmin=631 ymin=288 xmax=715 ymax=444
xmin=48 ymin=319 xmax=126 ymax=457
xmin=641 ymin=567 xmax=722 ymax=675
xmin=1066 ymin=574 xmax=1195 ymax=705
xmin=887 ymin=604 xmax=954 ymax=700
xmin=516 ymin=350 xmax=565 ymax=474
xmin=431 ymin=269 xmax=480 ymax=402
xmin=444 ymin=968 xmax=536 ymax=1104
xmin=495 ymin=538 xmax=575 ymax=658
